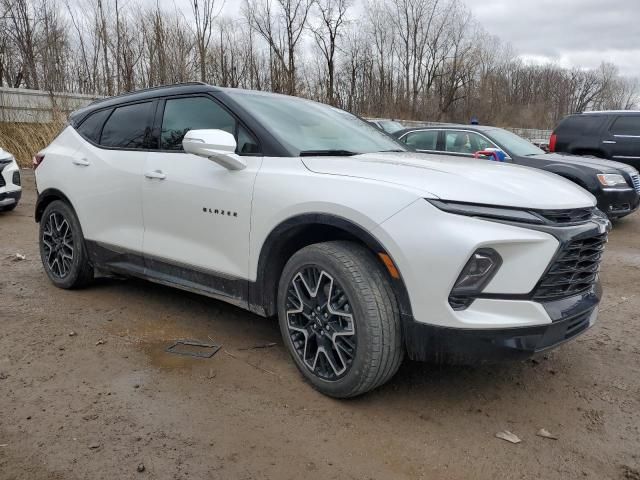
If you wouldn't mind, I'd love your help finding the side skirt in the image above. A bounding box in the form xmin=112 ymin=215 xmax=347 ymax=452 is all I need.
xmin=85 ymin=241 xmax=256 ymax=312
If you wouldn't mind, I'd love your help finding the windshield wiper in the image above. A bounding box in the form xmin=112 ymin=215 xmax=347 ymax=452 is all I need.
xmin=299 ymin=149 xmax=358 ymax=156
xmin=377 ymin=149 xmax=405 ymax=153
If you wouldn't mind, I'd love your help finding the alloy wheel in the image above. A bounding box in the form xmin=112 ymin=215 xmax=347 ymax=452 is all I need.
xmin=285 ymin=267 xmax=357 ymax=381
xmin=42 ymin=212 xmax=74 ymax=279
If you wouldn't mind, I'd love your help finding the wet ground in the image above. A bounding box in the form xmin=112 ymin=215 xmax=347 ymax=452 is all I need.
xmin=1 ymin=171 xmax=639 ymax=479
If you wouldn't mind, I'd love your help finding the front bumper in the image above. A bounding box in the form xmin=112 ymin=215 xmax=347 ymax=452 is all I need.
xmin=0 ymin=189 xmax=21 ymax=208
xmin=597 ymin=187 xmax=640 ymax=218
xmin=375 ymin=199 xmax=608 ymax=363
xmin=404 ymin=282 xmax=601 ymax=363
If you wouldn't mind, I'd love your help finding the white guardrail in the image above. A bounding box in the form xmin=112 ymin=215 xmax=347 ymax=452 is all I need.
xmin=0 ymin=88 xmax=553 ymax=142
xmin=0 ymin=87 xmax=99 ymax=123
xmin=370 ymin=118 xmax=552 ymax=143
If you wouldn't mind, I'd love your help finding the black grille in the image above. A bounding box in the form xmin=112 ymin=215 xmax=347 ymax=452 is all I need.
xmin=533 ymin=233 xmax=607 ymax=301
xmin=537 ymin=208 xmax=595 ymax=225
xmin=0 ymin=173 xmax=5 ymax=188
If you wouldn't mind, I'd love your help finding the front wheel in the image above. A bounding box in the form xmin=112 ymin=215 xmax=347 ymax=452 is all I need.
xmin=39 ymin=200 xmax=94 ymax=289
xmin=277 ymin=241 xmax=403 ymax=398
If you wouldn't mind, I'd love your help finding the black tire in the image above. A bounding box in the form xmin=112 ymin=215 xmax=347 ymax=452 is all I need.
xmin=39 ymin=200 xmax=94 ymax=289
xmin=277 ymin=241 xmax=403 ymax=398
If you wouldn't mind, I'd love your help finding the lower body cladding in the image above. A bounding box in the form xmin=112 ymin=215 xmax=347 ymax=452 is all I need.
xmin=0 ymin=189 xmax=21 ymax=208
xmin=598 ymin=187 xmax=640 ymax=219
xmin=374 ymin=199 xmax=609 ymax=363
xmin=403 ymin=286 xmax=600 ymax=363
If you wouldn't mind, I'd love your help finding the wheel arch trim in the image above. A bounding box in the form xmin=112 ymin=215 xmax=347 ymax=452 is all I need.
xmin=35 ymin=188 xmax=77 ymax=223
xmin=250 ymin=213 xmax=414 ymax=320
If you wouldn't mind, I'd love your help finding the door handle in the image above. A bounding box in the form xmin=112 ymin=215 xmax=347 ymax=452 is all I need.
xmin=144 ymin=170 xmax=167 ymax=180
xmin=602 ymin=140 xmax=616 ymax=144
xmin=72 ymin=158 xmax=90 ymax=166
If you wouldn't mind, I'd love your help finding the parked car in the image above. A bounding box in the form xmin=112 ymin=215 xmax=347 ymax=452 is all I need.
xmin=35 ymin=83 xmax=609 ymax=397
xmin=393 ymin=125 xmax=640 ymax=219
xmin=367 ymin=119 xmax=405 ymax=134
xmin=0 ymin=147 xmax=22 ymax=212
xmin=550 ymin=111 xmax=640 ymax=171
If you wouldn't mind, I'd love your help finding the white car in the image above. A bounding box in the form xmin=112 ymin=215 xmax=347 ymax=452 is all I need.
xmin=34 ymin=83 xmax=609 ymax=397
xmin=0 ymin=147 xmax=22 ymax=212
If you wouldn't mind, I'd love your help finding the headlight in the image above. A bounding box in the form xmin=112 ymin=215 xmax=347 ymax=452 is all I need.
xmin=428 ymin=199 xmax=545 ymax=224
xmin=597 ymin=173 xmax=628 ymax=187
xmin=449 ymin=248 xmax=502 ymax=310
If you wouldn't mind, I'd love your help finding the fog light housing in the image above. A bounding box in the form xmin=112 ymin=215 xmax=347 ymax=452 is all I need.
xmin=448 ymin=248 xmax=502 ymax=310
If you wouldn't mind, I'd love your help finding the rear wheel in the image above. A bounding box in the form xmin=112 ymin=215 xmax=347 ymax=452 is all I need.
xmin=277 ymin=241 xmax=403 ymax=398
xmin=39 ymin=200 xmax=94 ymax=289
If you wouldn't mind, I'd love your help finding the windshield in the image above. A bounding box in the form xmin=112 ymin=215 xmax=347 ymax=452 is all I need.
xmin=378 ymin=120 xmax=405 ymax=133
xmin=488 ymin=128 xmax=545 ymax=157
xmin=227 ymin=91 xmax=405 ymax=155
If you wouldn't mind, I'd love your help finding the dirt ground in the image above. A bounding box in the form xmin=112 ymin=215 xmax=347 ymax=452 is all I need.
xmin=1 ymin=171 xmax=639 ymax=480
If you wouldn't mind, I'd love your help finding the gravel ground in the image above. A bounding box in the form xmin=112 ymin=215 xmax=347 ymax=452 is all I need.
xmin=1 ymin=171 xmax=639 ymax=480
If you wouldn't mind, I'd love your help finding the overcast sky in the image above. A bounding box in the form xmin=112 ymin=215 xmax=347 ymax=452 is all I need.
xmin=179 ymin=0 xmax=640 ymax=78
xmin=461 ymin=0 xmax=640 ymax=77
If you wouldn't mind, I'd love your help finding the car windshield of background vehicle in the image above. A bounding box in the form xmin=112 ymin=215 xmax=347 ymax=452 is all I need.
xmin=227 ymin=92 xmax=406 ymax=156
xmin=488 ymin=129 xmax=545 ymax=157
xmin=378 ymin=120 xmax=405 ymax=133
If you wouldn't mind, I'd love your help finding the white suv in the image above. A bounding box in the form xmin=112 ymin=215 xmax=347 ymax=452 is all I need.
xmin=34 ymin=83 xmax=609 ymax=397
xmin=0 ymin=148 xmax=22 ymax=212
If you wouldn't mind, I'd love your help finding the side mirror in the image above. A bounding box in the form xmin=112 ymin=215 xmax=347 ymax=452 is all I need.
xmin=182 ymin=129 xmax=247 ymax=171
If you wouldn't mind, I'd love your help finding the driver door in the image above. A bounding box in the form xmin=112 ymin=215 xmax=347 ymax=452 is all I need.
xmin=142 ymin=95 xmax=262 ymax=285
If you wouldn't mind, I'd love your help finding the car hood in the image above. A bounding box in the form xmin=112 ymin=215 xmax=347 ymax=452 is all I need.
xmin=302 ymin=152 xmax=596 ymax=209
xmin=528 ymin=152 xmax=638 ymax=174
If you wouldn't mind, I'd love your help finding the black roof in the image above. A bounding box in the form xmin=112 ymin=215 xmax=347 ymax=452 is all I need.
xmin=393 ymin=124 xmax=500 ymax=137
xmin=579 ymin=110 xmax=640 ymax=115
xmin=70 ymin=82 xmax=219 ymax=125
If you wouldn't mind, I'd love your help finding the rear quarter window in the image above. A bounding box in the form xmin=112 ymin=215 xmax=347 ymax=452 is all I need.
xmin=76 ymin=109 xmax=112 ymax=143
xmin=556 ymin=115 xmax=606 ymax=136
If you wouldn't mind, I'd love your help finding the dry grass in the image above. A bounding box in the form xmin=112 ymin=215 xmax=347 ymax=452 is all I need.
xmin=0 ymin=121 xmax=64 ymax=168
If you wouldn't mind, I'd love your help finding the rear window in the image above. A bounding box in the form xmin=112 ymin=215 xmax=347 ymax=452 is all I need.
xmin=556 ymin=115 xmax=606 ymax=136
xmin=100 ymin=102 xmax=155 ymax=149
xmin=76 ymin=109 xmax=112 ymax=143
xmin=610 ymin=116 xmax=640 ymax=136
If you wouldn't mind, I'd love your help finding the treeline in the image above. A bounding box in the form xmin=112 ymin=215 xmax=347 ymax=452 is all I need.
xmin=1 ymin=0 xmax=638 ymax=128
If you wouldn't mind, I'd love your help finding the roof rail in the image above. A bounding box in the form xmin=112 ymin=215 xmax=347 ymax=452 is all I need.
xmin=88 ymin=81 xmax=209 ymax=106
xmin=581 ymin=110 xmax=640 ymax=114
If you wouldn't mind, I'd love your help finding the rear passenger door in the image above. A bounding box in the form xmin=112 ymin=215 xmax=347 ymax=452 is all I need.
xmin=142 ymin=95 xmax=262 ymax=286
xmin=608 ymin=115 xmax=640 ymax=169
xmin=71 ymin=101 xmax=154 ymax=255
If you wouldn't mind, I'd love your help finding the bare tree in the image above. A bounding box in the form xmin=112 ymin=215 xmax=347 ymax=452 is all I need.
xmin=309 ymin=0 xmax=350 ymax=104
xmin=245 ymin=0 xmax=313 ymax=94
xmin=191 ymin=0 xmax=220 ymax=82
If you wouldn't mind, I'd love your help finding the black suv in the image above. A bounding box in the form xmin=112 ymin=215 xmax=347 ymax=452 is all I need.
xmin=550 ymin=111 xmax=640 ymax=172
xmin=394 ymin=125 xmax=640 ymax=220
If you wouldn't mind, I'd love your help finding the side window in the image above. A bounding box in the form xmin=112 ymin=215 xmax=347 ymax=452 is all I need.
xmin=610 ymin=116 xmax=640 ymax=136
xmin=76 ymin=108 xmax=112 ymax=143
xmin=100 ymin=102 xmax=154 ymax=149
xmin=161 ymin=97 xmax=235 ymax=151
xmin=403 ymin=131 xmax=438 ymax=150
xmin=444 ymin=131 xmax=495 ymax=154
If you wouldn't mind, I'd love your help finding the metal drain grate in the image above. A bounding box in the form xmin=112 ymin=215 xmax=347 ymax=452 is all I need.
xmin=165 ymin=340 xmax=221 ymax=358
